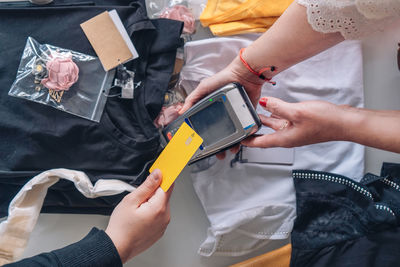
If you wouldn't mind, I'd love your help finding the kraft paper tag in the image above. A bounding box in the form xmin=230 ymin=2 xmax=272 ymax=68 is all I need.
xmin=80 ymin=10 xmax=138 ymax=71
xmin=150 ymin=122 xmax=203 ymax=192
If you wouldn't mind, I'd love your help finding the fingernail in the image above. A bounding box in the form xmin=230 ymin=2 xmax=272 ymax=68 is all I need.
xmin=259 ymin=98 xmax=267 ymax=107
xmin=151 ymin=169 xmax=160 ymax=181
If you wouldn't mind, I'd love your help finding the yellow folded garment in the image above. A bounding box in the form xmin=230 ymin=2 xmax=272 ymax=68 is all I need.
xmin=209 ymin=17 xmax=278 ymax=36
xmin=200 ymin=0 xmax=292 ymax=36
xmin=230 ymin=243 xmax=292 ymax=267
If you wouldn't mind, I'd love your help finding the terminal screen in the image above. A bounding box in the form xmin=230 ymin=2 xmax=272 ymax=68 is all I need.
xmin=189 ymin=99 xmax=236 ymax=147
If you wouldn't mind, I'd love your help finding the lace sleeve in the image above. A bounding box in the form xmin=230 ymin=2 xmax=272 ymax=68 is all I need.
xmin=297 ymin=0 xmax=400 ymax=39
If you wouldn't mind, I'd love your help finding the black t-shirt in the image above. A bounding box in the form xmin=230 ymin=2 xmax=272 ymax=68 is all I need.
xmin=0 ymin=0 xmax=183 ymax=216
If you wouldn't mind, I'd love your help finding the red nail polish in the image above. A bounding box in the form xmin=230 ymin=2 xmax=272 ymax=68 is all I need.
xmin=259 ymin=98 xmax=267 ymax=107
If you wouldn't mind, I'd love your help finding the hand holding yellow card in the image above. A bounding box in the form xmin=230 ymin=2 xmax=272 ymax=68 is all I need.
xmin=150 ymin=122 xmax=203 ymax=192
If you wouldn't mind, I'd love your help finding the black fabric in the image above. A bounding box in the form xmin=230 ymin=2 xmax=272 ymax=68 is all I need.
xmin=4 ymin=227 xmax=122 ymax=267
xmin=0 ymin=1 xmax=183 ymax=215
xmin=291 ymin=162 xmax=400 ymax=267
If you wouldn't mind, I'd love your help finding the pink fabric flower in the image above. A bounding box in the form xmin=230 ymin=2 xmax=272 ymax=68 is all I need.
xmin=41 ymin=57 xmax=79 ymax=91
xmin=160 ymin=5 xmax=196 ymax=34
xmin=154 ymin=103 xmax=183 ymax=128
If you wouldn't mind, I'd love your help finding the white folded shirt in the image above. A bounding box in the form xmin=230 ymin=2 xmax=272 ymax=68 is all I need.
xmin=182 ymin=36 xmax=365 ymax=256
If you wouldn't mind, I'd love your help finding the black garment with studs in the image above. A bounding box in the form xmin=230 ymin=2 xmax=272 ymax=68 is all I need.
xmin=291 ymin=162 xmax=400 ymax=267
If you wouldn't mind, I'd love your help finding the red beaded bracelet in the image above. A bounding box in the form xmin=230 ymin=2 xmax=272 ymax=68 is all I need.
xmin=239 ymin=48 xmax=276 ymax=85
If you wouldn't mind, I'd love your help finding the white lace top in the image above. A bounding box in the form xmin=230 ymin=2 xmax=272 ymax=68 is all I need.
xmin=297 ymin=0 xmax=400 ymax=39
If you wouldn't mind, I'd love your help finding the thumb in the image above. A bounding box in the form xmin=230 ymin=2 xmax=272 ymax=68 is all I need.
xmin=259 ymin=97 xmax=295 ymax=120
xmin=128 ymin=169 xmax=162 ymax=207
xmin=180 ymin=72 xmax=232 ymax=115
xmin=179 ymin=79 xmax=214 ymax=115
xmin=241 ymin=131 xmax=288 ymax=148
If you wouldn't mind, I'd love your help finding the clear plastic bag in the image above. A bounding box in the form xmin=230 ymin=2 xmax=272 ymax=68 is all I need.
xmin=8 ymin=37 xmax=115 ymax=122
xmin=146 ymin=0 xmax=202 ymax=34
xmin=153 ymin=58 xmax=187 ymax=128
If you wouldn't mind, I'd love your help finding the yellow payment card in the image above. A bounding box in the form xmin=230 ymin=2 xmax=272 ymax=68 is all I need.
xmin=150 ymin=122 xmax=203 ymax=192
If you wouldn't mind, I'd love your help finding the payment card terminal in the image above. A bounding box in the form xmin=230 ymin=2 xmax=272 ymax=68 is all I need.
xmin=162 ymin=83 xmax=261 ymax=164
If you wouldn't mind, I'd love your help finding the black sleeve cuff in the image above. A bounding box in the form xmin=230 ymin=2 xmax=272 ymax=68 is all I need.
xmin=53 ymin=227 xmax=122 ymax=267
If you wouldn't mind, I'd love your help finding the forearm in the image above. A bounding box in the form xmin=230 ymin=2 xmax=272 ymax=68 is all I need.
xmin=341 ymin=107 xmax=400 ymax=153
xmin=241 ymin=2 xmax=344 ymax=79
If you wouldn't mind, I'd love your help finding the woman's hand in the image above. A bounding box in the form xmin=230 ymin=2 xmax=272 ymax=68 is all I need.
xmin=243 ymin=97 xmax=400 ymax=153
xmin=105 ymin=169 xmax=173 ymax=264
xmin=242 ymin=97 xmax=350 ymax=148
xmin=180 ymin=56 xmax=265 ymax=115
xmin=179 ymin=56 xmax=267 ymax=159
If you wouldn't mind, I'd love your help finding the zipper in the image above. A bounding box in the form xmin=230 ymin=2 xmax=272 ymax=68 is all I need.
xmin=293 ymin=171 xmax=374 ymax=200
xmin=381 ymin=178 xmax=400 ymax=192
xmin=375 ymin=204 xmax=396 ymax=217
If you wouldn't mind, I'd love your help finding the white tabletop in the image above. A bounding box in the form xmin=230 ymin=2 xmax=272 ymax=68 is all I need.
xmin=20 ymin=21 xmax=400 ymax=267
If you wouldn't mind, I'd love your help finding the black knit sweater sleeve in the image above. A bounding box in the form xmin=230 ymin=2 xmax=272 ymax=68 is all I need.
xmin=4 ymin=228 xmax=122 ymax=267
